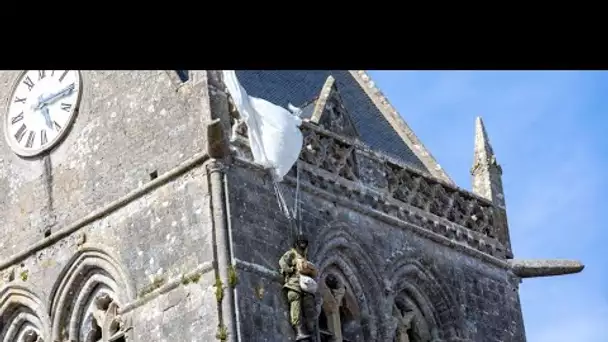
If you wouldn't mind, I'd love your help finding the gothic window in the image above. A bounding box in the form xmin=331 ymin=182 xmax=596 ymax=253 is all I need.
xmin=0 ymin=285 xmax=51 ymax=342
xmin=0 ymin=305 xmax=45 ymax=342
xmin=391 ymin=295 xmax=433 ymax=342
xmin=318 ymin=274 xmax=363 ymax=342
xmin=50 ymin=248 xmax=133 ymax=342
xmin=80 ymin=291 xmax=126 ymax=342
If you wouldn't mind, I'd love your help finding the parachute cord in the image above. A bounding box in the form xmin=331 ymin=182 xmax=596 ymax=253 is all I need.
xmin=272 ymin=175 xmax=294 ymax=245
xmin=273 ymin=178 xmax=292 ymax=220
xmin=271 ymin=161 xmax=303 ymax=243
xmin=294 ymin=161 xmax=302 ymax=234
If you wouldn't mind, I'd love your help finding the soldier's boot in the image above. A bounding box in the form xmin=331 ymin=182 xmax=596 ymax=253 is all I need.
xmin=294 ymin=321 xmax=311 ymax=341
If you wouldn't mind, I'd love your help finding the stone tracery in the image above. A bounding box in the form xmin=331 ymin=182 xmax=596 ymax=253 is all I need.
xmin=317 ymin=272 xmax=363 ymax=342
xmin=391 ymin=294 xmax=436 ymax=342
xmin=49 ymin=246 xmax=134 ymax=342
xmin=0 ymin=285 xmax=51 ymax=342
xmin=384 ymin=258 xmax=464 ymax=342
xmin=310 ymin=225 xmax=384 ymax=341
xmin=301 ymin=128 xmax=359 ymax=182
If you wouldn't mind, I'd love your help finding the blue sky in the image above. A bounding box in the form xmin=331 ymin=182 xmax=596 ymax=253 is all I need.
xmin=368 ymin=71 xmax=608 ymax=342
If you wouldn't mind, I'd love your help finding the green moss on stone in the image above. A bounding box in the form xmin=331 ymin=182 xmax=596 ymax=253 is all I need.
xmin=228 ymin=265 xmax=238 ymax=288
xmin=216 ymin=325 xmax=228 ymax=341
xmin=214 ymin=276 xmax=224 ymax=303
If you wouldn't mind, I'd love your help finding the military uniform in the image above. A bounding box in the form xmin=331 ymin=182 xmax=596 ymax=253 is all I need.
xmin=279 ymin=235 xmax=315 ymax=340
xmin=279 ymin=248 xmax=306 ymax=323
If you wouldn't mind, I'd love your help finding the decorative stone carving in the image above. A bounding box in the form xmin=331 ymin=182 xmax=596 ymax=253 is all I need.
xmin=393 ymin=304 xmax=416 ymax=342
xmin=301 ymin=129 xmax=358 ymax=181
xmin=310 ymin=76 xmax=359 ymax=139
xmin=231 ymin=114 xmax=507 ymax=254
xmin=319 ymin=274 xmax=345 ymax=341
xmin=392 ymin=297 xmax=432 ymax=342
xmin=318 ymin=273 xmax=364 ymax=342
xmin=2 ymin=267 xmax=15 ymax=283
xmin=76 ymin=233 xmax=87 ymax=247
xmin=381 ymin=153 xmax=498 ymax=242
xmin=320 ymin=98 xmax=357 ymax=137
xmin=81 ymin=293 xmax=128 ymax=342
xmin=382 ymin=257 xmax=467 ymax=341
xmin=278 ymin=234 xmax=318 ymax=341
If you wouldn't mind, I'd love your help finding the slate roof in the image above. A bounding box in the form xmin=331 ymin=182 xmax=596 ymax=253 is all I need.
xmin=235 ymin=70 xmax=428 ymax=172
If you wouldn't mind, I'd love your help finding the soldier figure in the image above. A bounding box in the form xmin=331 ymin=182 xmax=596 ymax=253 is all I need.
xmin=279 ymin=233 xmax=318 ymax=341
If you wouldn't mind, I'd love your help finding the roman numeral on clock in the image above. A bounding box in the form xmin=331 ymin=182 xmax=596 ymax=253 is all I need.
xmin=25 ymin=131 xmax=35 ymax=148
xmin=14 ymin=124 xmax=27 ymax=142
xmin=14 ymin=97 xmax=26 ymax=104
xmin=38 ymin=70 xmax=46 ymax=80
xmin=41 ymin=129 xmax=48 ymax=145
xmin=23 ymin=76 xmax=34 ymax=91
xmin=59 ymin=71 xmax=69 ymax=82
xmin=11 ymin=112 xmax=24 ymax=125
xmin=53 ymin=120 xmax=62 ymax=131
xmin=60 ymin=103 xmax=72 ymax=112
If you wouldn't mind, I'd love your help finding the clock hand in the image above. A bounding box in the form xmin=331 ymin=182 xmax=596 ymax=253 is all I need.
xmin=34 ymin=84 xmax=75 ymax=110
xmin=42 ymin=106 xmax=53 ymax=130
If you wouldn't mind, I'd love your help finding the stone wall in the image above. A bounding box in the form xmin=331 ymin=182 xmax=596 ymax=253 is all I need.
xmin=232 ymin=121 xmax=510 ymax=260
xmin=227 ymin=108 xmax=525 ymax=341
xmin=226 ymin=157 xmax=525 ymax=342
xmin=0 ymin=71 xmax=211 ymax=258
xmin=0 ymin=71 xmax=220 ymax=341
xmin=0 ymin=70 xmax=527 ymax=342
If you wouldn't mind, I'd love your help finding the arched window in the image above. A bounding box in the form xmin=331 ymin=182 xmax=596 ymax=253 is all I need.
xmin=0 ymin=285 xmax=51 ymax=342
xmin=49 ymin=247 xmax=134 ymax=342
xmin=392 ymin=295 xmax=433 ymax=342
xmin=318 ymin=273 xmax=363 ymax=342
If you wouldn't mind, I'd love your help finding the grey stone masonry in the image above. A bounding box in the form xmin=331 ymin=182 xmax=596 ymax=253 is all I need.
xmin=471 ymin=117 xmax=505 ymax=209
xmin=470 ymin=117 xmax=512 ymax=256
xmin=233 ymin=121 xmax=511 ymax=261
xmin=0 ymin=71 xmax=223 ymax=342
xmin=0 ymin=70 xmax=584 ymax=342
xmin=227 ymin=110 xmax=526 ymax=340
xmin=225 ymin=157 xmax=526 ymax=342
xmin=508 ymin=259 xmax=585 ymax=278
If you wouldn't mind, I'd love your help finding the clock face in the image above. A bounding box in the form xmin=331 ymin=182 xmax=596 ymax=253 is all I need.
xmin=4 ymin=70 xmax=82 ymax=157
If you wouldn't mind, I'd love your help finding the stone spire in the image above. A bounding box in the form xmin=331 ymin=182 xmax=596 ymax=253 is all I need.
xmin=471 ymin=117 xmax=513 ymax=257
xmin=471 ymin=117 xmax=505 ymax=209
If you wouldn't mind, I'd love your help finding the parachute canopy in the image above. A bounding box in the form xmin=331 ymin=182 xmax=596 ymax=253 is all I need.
xmin=222 ymin=70 xmax=303 ymax=181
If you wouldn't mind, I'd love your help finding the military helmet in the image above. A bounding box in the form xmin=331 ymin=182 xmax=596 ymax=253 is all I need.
xmin=294 ymin=233 xmax=309 ymax=247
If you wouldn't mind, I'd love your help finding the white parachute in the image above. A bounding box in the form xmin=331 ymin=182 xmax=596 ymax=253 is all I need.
xmin=222 ymin=70 xmax=303 ymax=182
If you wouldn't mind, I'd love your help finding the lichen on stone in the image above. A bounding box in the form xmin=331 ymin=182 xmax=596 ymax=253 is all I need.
xmin=138 ymin=275 xmax=166 ymax=297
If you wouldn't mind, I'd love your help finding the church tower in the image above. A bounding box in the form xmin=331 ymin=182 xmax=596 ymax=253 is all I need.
xmin=0 ymin=70 xmax=583 ymax=342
